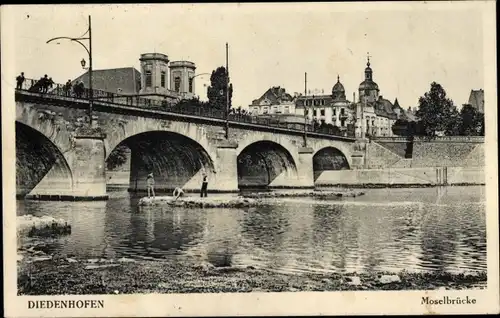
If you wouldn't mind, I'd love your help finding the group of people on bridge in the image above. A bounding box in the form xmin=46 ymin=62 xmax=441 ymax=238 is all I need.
xmin=16 ymin=72 xmax=87 ymax=98
xmin=17 ymin=73 xmax=55 ymax=93
xmin=146 ymin=168 xmax=211 ymax=200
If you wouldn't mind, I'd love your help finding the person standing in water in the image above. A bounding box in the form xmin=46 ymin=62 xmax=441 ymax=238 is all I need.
xmin=200 ymin=169 xmax=208 ymax=198
xmin=146 ymin=172 xmax=155 ymax=199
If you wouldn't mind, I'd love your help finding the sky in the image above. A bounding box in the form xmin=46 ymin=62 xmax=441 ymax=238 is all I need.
xmin=6 ymin=3 xmax=485 ymax=109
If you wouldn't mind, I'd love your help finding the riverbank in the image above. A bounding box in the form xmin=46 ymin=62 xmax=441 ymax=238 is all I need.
xmin=18 ymin=253 xmax=486 ymax=295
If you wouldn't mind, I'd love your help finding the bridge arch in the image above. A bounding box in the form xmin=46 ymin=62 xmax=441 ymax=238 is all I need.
xmin=103 ymin=117 xmax=216 ymax=162
xmin=237 ymin=140 xmax=298 ymax=189
xmin=16 ymin=121 xmax=73 ymax=197
xmin=108 ymin=130 xmax=215 ymax=192
xmin=312 ymin=146 xmax=350 ymax=181
xmin=16 ymin=102 xmax=75 ymax=154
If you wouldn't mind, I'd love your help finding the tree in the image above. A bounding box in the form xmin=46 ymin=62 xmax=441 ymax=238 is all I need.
xmin=392 ymin=119 xmax=423 ymax=137
xmin=172 ymin=96 xmax=208 ymax=109
xmin=416 ymin=82 xmax=460 ymax=137
xmin=459 ymin=104 xmax=484 ymax=136
xmin=106 ymin=144 xmax=129 ymax=170
xmin=207 ymin=67 xmax=233 ymax=110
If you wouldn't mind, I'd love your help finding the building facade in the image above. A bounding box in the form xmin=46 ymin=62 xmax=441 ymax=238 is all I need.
xmin=73 ymin=52 xmax=198 ymax=105
xmin=295 ymin=76 xmax=354 ymax=132
xmin=72 ymin=67 xmax=141 ymax=95
xmin=468 ymin=89 xmax=484 ymax=113
xmin=250 ymin=56 xmax=412 ymax=138
xmin=249 ymin=86 xmax=297 ymax=115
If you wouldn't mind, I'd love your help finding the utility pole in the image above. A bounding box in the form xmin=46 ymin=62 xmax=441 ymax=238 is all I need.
xmin=47 ymin=15 xmax=93 ymax=127
xmin=225 ymin=42 xmax=230 ymax=139
xmin=304 ymin=72 xmax=308 ymax=147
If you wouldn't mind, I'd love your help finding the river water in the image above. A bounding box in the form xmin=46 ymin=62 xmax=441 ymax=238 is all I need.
xmin=17 ymin=186 xmax=486 ymax=275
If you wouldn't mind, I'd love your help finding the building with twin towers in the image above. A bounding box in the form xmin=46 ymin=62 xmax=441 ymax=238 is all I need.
xmin=72 ymin=52 xmax=197 ymax=104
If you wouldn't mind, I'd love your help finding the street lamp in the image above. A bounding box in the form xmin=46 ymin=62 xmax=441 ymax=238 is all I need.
xmin=190 ymin=72 xmax=211 ymax=80
xmin=47 ymin=15 xmax=93 ymax=127
xmin=188 ymin=72 xmax=210 ymax=99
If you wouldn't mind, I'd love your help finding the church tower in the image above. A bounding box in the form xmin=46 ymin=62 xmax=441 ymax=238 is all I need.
xmin=139 ymin=53 xmax=170 ymax=95
xmin=169 ymin=61 xmax=197 ymax=99
xmin=358 ymin=54 xmax=380 ymax=104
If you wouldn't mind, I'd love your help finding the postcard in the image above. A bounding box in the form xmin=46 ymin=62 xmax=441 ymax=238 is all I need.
xmin=2 ymin=2 xmax=499 ymax=317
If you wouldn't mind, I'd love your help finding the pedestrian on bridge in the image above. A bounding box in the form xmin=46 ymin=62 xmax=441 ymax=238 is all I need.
xmin=16 ymin=72 xmax=25 ymax=89
xmin=63 ymin=80 xmax=72 ymax=97
xmin=146 ymin=173 xmax=155 ymax=199
xmin=74 ymin=81 xmax=85 ymax=98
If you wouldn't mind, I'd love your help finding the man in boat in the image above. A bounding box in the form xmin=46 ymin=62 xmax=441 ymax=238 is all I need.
xmin=146 ymin=172 xmax=155 ymax=199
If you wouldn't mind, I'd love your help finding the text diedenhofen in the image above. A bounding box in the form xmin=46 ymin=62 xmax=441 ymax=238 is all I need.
xmin=28 ymin=300 xmax=104 ymax=309
xmin=421 ymin=296 xmax=476 ymax=305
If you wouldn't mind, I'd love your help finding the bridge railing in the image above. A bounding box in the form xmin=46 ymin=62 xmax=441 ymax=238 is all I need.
xmin=16 ymin=78 xmax=353 ymax=138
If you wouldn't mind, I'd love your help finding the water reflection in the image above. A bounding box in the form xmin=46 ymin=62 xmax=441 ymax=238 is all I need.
xmin=17 ymin=186 xmax=486 ymax=274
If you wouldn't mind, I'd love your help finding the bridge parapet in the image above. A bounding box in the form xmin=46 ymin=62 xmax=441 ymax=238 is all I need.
xmin=372 ymin=136 xmax=484 ymax=143
xmin=16 ymin=83 xmax=355 ymax=141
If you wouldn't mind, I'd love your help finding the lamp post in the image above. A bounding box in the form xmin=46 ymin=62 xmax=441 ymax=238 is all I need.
xmin=47 ymin=15 xmax=93 ymax=127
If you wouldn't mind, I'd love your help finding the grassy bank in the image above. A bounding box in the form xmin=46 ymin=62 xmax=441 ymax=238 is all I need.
xmin=18 ymin=256 xmax=486 ymax=295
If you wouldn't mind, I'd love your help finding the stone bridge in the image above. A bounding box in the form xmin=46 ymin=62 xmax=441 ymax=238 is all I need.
xmin=15 ymin=91 xmax=361 ymax=200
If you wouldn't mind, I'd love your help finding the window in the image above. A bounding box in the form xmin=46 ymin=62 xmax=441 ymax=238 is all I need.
xmin=174 ymin=77 xmax=181 ymax=92
xmin=254 ymin=107 xmax=259 ymax=114
xmin=320 ymin=109 xmax=325 ymax=116
xmin=333 ymin=108 xmax=336 ymax=116
xmin=321 ymin=100 xmax=325 ymax=106
xmin=160 ymin=71 xmax=166 ymax=88
xmin=284 ymin=106 xmax=290 ymax=113
xmin=145 ymin=70 xmax=152 ymax=88
xmin=188 ymin=77 xmax=193 ymax=93
xmin=341 ymin=108 xmax=345 ymax=115
xmin=263 ymin=107 xmax=269 ymax=114
xmin=341 ymin=119 xmax=346 ymax=127
xmin=314 ymin=109 xmax=318 ymax=117
xmin=305 ymin=109 xmax=309 ymax=116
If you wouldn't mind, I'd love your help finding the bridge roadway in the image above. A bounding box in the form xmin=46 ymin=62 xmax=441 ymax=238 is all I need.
xmin=15 ymin=89 xmax=362 ymax=200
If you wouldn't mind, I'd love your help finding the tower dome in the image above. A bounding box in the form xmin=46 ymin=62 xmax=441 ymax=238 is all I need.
xmin=358 ymin=54 xmax=379 ymax=103
xmin=332 ymin=75 xmax=346 ymax=101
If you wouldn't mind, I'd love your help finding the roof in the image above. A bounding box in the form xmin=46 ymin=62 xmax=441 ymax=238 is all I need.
xmin=374 ymin=98 xmax=397 ymax=119
xmin=359 ymin=79 xmax=379 ymax=90
xmin=393 ymin=98 xmax=401 ymax=109
xmin=295 ymin=94 xmax=333 ymax=107
xmin=72 ymin=67 xmax=141 ymax=95
xmin=468 ymin=89 xmax=484 ymax=112
xmin=332 ymin=80 xmax=345 ymax=93
xmin=251 ymin=86 xmax=294 ymax=106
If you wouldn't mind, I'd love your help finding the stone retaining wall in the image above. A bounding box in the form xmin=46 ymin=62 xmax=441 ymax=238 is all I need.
xmin=315 ymin=167 xmax=484 ymax=187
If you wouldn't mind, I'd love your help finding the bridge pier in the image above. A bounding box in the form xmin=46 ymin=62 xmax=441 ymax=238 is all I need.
xmin=296 ymin=147 xmax=315 ymax=188
xmin=212 ymin=140 xmax=239 ymax=192
xmin=27 ymin=130 xmax=109 ymax=201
